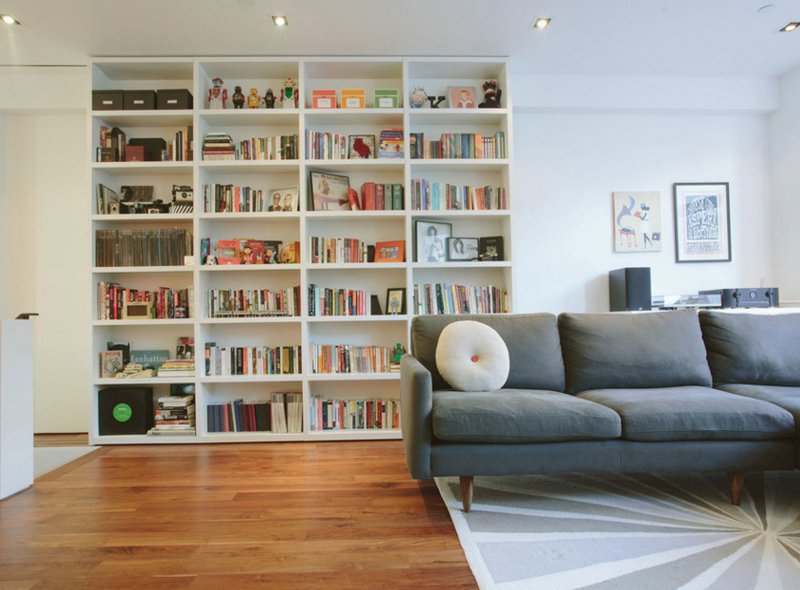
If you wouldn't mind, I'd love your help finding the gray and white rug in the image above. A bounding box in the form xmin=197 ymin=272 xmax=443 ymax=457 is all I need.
xmin=436 ymin=472 xmax=800 ymax=590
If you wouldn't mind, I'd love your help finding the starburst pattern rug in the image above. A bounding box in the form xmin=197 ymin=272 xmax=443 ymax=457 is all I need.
xmin=436 ymin=471 xmax=800 ymax=590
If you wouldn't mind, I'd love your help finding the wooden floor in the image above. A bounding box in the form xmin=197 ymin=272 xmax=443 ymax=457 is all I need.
xmin=1 ymin=441 xmax=476 ymax=589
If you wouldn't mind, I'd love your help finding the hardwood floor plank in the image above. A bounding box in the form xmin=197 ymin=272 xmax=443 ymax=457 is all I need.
xmin=0 ymin=442 xmax=475 ymax=589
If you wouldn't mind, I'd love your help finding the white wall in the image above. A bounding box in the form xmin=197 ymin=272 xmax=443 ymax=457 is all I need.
xmin=511 ymin=110 xmax=773 ymax=313
xmin=769 ymin=66 xmax=800 ymax=306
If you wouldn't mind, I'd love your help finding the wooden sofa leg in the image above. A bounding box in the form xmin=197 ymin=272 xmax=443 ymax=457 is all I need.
xmin=460 ymin=476 xmax=474 ymax=513
xmin=728 ymin=471 xmax=745 ymax=506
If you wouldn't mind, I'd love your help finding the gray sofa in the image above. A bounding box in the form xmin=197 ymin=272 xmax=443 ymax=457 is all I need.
xmin=401 ymin=310 xmax=798 ymax=511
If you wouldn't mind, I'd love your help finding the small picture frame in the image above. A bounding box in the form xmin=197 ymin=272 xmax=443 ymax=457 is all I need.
xmin=122 ymin=300 xmax=153 ymax=320
xmin=478 ymin=236 xmax=505 ymax=261
xmin=448 ymin=86 xmax=477 ymax=109
xmin=374 ymin=240 xmax=405 ymax=263
xmin=673 ymin=182 xmax=731 ymax=263
xmin=386 ymin=288 xmax=406 ymax=315
xmin=268 ymin=187 xmax=298 ymax=212
xmin=348 ymin=135 xmax=376 ymax=159
xmin=446 ymin=237 xmax=479 ymax=261
xmin=415 ymin=220 xmax=452 ymax=263
xmin=374 ymin=89 xmax=399 ymax=108
xmin=309 ymin=171 xmax=351 ymax=211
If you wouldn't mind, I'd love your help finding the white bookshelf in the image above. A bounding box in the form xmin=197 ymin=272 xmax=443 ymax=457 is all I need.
xmin=89 ymin=56 xmax=513 ymax=444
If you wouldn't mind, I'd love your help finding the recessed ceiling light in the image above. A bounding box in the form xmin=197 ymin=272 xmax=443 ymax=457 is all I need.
xmin=1 ymin=14 xmax=21 ymax=25
xmin=780 ymin=22 xmax=799 ymax=32
xmin=532 ymin=17 xmax=551 ymax=30
xmin=272 ymin=15 xmax=288 ymax=27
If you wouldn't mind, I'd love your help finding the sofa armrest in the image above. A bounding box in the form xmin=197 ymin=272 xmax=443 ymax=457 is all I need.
xmin=401 ymin=354 xmax=434 ymax=479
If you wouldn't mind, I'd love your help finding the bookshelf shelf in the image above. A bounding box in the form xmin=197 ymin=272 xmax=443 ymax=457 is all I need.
xmin=89 ymin=56 xmax=513 ymax=446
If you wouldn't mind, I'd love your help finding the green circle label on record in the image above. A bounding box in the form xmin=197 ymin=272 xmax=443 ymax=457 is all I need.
xmin=112 ymin=403 xmax=133 ymax=423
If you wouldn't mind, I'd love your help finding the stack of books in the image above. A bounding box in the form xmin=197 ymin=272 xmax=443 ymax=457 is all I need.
xmin=378 ymin=128 xmax=403 ymax=158
xmin=157 ymin=359 xmax=195 ymax=378
xmin=202 ymin=132 xmax=235 ymax=160
xmin=148 ymin=395 xmax=195 ymax=436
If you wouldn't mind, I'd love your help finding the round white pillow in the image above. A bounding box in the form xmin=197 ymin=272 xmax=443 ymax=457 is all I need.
xmin=435 ymin=320 xmax=510 ymax=391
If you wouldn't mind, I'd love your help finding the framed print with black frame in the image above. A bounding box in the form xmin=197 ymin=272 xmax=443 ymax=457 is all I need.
xmin=673 ymin=182 xmax=731 ymax=263
xmin=309 ymin=171 xmax=351 ymax=211
xmin=446 ymin=237 xmax=479 ymax=261
xmin=385 ymin=288 xmax=406 ymax=315
xmin=414 ymin=220 xmax=451 ymax=263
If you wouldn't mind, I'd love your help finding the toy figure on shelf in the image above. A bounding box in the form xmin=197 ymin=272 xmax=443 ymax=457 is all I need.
xmin=410 ymin=86 xmax=427 ymax=108
xmin=263 ymin=88 xmax=276 ymax=109
xmin=247 ymin=87 xmax=260 ymax=108
xmin=280 ymin=77 xmax=298 ymax=109
xmin=392 ymin=343 xmax=405 ymax=364
xmin=478 ymin=80 xmax=502 ymax=108
xmin=232 ymin=85 xmax=245 ymax=109
xmin=208 ymin=77 xmax=227 ymax=109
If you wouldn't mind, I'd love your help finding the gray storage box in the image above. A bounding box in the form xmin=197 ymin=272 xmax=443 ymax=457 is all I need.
xmin=92 ymin=90 xmax=123 ymax=110
xmin=123 ymin=90 xmax=157 ymax=110
xmin=157 ymin=89 xmax=193 ymax=110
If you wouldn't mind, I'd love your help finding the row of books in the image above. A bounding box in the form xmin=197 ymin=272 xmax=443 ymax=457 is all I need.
xmin=305 ymin=131 xmax=348 ymax=160
xmin=95 ymin=228 xmax=192 ymax=267
xmin=97 ymin=125 xmax=126 ymax=162
xmin=202 ymin=238 xmax=297 ymax=265
xmin=410 ymin=180 xmax=508 ymax=211
xmin=206 ymin=392 xmax=302 ymax=433
xmin=169 ymin=126 xmax=193 ymax=161
xmin=412 ymin=283 xmax=508 ymax=315
xmin=206 ymin=287 xmax=301 ymax=318
xmin=308 ymin=236 xmax=368 ymax=264
xmin=204 ymin=344 xmax=301 ymax=376
xmin=201 ymin=132 xmax=235 ymax=160
xmin=357 ymin=182 xmax=404 ymax=211
xmin=309 ymin=397 xmax=400 ymax=431
xmin=97 ymin=282 xmax=192 ymax=320
xmin=148 ymin=394 xmax=195 ymax=436
xmin=203 ymin=183 xmax=276 ymax=213
xmin=310 ymin=344 xmax=392 ymax=374
xmin=307 ymin=285 xmax=370 ymax=317
xmin=234 ymin=135 xmax=299 ymax=161
xmin=409 ymin=132 xmax=506 ymax=159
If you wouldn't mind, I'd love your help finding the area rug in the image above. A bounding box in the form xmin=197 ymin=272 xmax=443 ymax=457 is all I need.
xmin=436 ymin=471 xmax=800 ymax=590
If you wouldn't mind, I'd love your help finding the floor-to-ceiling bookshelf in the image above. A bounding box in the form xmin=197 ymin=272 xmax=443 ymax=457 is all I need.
xmin=89 ymin=56 xmax=513 ymax=444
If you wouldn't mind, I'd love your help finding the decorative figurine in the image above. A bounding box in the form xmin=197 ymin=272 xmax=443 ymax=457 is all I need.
xmin=478 ymin=80 xmax=502 ymax=108
xmin=247 ymin=87 xmax=260 ymax=108
xmin=207 ymin=76 xmax=227 ymax=109
xmin=427 ymin=95 xmax=445 ymax=109
xmin=409 ymin=86 xmax=427 ymax=108
xmin=392 ymin=343 xmax=405 ymax=364
xmin=263 ymin=88 xmax=276 ymax=109
xmin=232 ymin=85 xmax=245 ymax=109
xmin=280 ymin=77 xmax=298 ymax=109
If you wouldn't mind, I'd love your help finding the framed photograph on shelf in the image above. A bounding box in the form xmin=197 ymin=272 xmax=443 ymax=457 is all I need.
xmin=673 ymin=182 xmax=731 ymax=263
xmin=446 ymin=237 xmax=479 ymax=261
xmin=385 ymin=288 xmax=406 ymax=315
xmin=414 ymin=220 xmax=451 ymax=263
xmin=374 ymin=240 xmax=405 ymax=263
xmin=309 ymin=171 xmax=351 ymax=211
xmin=478 ymin=236 xmax=505 ymax=261
xmin=448 ymin=86 xmax=477 ymax=109
xmin=268 ymin=187 xmax=298 ymax=212
xmin=348 ymin=134 xmax=375 ymax=159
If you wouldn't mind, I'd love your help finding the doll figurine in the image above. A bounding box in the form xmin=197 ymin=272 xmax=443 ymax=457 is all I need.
xmin=207 ymin=77 xmax=227 ymax=109
xmin=232 ymin=85 xmax=245 ymax=109
xmin=263 ymin=88 xmax=276 ymax=109
xmin=409 ymin=86 xmax=427 ymax=108
xmin=247 ymin=87 xmax=260 ymax=108
xmin=280 ymin=77 xmax=298 ymax=109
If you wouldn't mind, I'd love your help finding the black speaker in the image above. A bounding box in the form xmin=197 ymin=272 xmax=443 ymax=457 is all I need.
xmin=609 ymin=267 xmax=652 ymax=311
xmin=98 ymin=387 xmax=154 ymax=435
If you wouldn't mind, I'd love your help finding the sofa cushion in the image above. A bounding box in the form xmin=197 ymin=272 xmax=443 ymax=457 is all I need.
xmin=700 ymin=310 xmax=800 ymax=386
xmin=435 ymin=320 xmax=510 ymax=391
xmin=559 ymin=310 xmax=712 ymax=394
xmin=431 ymin=388 xmax=621 ymax=443
xmin=412 ymin=314 xmax=565 ymax=392
xmin=717 ymin=384 xmax=800 ymax=448
xmin=578 ymin=386 xmax=795 ymax=442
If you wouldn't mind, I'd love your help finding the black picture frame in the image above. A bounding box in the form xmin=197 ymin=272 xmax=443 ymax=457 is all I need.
xmin=478 ymin=236 xmax=504 ymax=261
xmin=673 ymin=182 xmax=731 ymax=263
xmin=414 ymin=220 xmax=452 ymax=263
xmin=386 ymin=288 xmax=406 ymax=315
xmin=446 ymin=237 xmax=479 ymax=261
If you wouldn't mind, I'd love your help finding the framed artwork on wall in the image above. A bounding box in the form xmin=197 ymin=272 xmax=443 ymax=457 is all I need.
xmin=612 ymin=192 xmax=662 ymax=252
xmin=673 ymin=182 xmax=731 ymax=263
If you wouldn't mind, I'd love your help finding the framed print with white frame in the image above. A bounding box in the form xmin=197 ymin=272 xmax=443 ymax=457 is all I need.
xmin=673 ymin=182 xmax=731 ymax=263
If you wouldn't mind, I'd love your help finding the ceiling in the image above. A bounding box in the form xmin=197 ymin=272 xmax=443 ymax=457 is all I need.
xmin=1 ymin=0 xmax=799 ymax=78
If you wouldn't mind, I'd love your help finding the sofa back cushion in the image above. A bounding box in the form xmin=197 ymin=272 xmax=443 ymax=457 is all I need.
xmin=700 ymin=310 xmax=800 ymax=386
xmin=559 ymin=310 xmax=712 ymax=394
xmin=411 ymin=314 xmax=565 ymax=392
